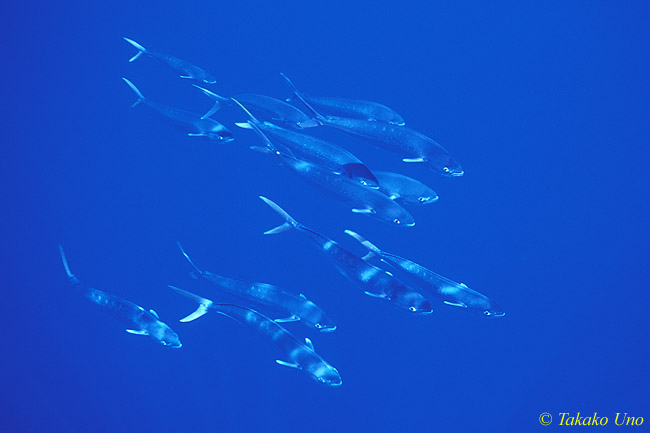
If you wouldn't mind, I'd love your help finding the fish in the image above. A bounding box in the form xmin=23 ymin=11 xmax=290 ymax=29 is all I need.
xmin=259 ymin=196 xmax=433 ymax=314
xmin=374 ymin=171 xmax=439 ymax=205
xmin=123 ymin=37 xmax=216 ymax=84
xmin=282 ymin=74 xmax=463 ymax=177
xmin=229 ymin=100 xmax=377 ymax=188
xmin=236 ymin=107 xmax=413 ymax=226
xmin=282 ymin=73 xmax=405 ymax=125
xmin=58 ymin=246 xmax=182 ymax=347
xmin=176 ymin=242 xmax=336 ymax=332
xmin=193 ymin=86 xmax=319 ymax=128
xmin=169 ymin=285 xmax=341 ymax=386
xmin=122 ymin=78 xmax=234 ymax=142
xmin=344 ymin=231 xmax=505 ymax=317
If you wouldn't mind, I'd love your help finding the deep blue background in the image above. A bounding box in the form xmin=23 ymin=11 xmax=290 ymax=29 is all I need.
xmin=2 ymin=1 xmax=649 ymax=432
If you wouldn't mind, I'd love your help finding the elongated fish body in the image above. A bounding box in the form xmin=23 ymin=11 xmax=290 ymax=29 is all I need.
xmin=58 ymin=246 xmax=182 ymax=347
xmin=259 ymin=197 xmax=433 ymax=314
xmin=374 ymin=171 xmax=438 ymax=205
xmin=177 ymin=243 xmax=336 ymax=331
xmin=282 ymin=76 xmax=404 ymax=125
xmin=252 ymin=121 xmax=378 ymax=188
xmin=169 ymin=286 xmax=341 ymax=386
xmin=231 ymin=100 xmax=411 ymax=226
xmin=281 ymin=74 xmax=462 ymax=177
xmin=122 ymin=78 xmax=234 ymax=142
xmin=192 ymin=87 xmax=319 ymax=129
xmin=345 ymin=231 xmax=505 ymax=317
xmin=234 ymin=94 xmax=319 ymax=129
xmin=123 ymin=37 xmax=216 ymax=84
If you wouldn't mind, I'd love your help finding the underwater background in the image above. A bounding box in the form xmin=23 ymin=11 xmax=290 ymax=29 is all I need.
xmin=2 ymin=1 xmax=649 ymax=432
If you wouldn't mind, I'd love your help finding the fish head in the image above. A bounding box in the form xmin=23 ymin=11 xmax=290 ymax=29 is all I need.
xmin=379 ymin=203 xmax=415 ymax=227
xmin=391 ymin=289 xmax=433 ymax=314
xmin=302 ymin=303 xmax=337 ymax=332
xmin=428 ymin=154 xmax=464 ymax=177
xmin=206 ymin=128 xmax=235 ymax=143
xmin=155 ymin=323 xmax=183 ymax=348
xmin=414 ymin=193 xmax=439 ymax=205
xmin=314 ymin=321 xmax=337 ymax=333
xmin=310 ymin=363 xmax=342 ymax=387
xmin=474 ymin=301 xmax=506 ymax=318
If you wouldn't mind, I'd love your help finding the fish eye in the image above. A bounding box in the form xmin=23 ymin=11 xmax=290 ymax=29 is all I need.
xmin=315 ymin=323 xmax=322 ymax=329
xmin=393 ymin=218 xmax=401 ymax=224
xmin=483 ymin=311 xmax=491 ymax=316
xmin=443 ymin=167 xmax=450 ymax=173
xmin=409 ymin=306 xmax=417 ymax=312
xmin=418 ymin=197 xmax=427 ymax=202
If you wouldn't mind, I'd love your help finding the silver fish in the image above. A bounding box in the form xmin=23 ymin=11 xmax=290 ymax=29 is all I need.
xmin=375 ymin=171 xmax=438 ymax=205
xmin=59 ymin=246 xmax=182 ymax=348
xmin=344 ymin=231 xmax=505 ymax=317
xmin=122 ymin=78 xmax=234 ymax=142
xmin=177 ymin=243 xmax=336 ymax=332
xmin=123 ymin=37 xmax=216 ymax=84
xmin=282 ymin=74 xmax=405 ymax=125
xmin=259 ymin=196 xmax=432 ymax=314
xmin=169 ymin=285 xmax=341 ymax=386
xmin=282 ymin=74 xmax=463 ymax=177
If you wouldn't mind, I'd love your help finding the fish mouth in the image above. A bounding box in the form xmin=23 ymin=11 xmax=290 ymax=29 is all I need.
xmin=320 ymin=326 xmax=337 ymax=333
xmin=448 ymin=171 xmax=464 ymax=177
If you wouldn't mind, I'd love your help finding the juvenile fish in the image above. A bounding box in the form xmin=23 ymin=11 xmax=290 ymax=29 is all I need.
xmin=193 ymin=86 xmax=318 ymax=128
xmin=259 ymin=196 xmax=432 ymax=314
xmin=283 ymin=74 xmax=405 ymax=125
xmin=375 ymin=171 xmax=438 ymax=205
xmin=237 ymin=110 xmax=413 ymax=226
xmin=344 ymin=231 xmax=505 ymax=317
xmin=123 ymin=37 xmax=216 ymax=84
xmin=169 ymin=285 xmax=341 ymax=386
xmin=122 ymin=78 xmax=234 ymax=142
xmin=282 ymin=74 xmax=463 ymax=177
xmin=177 ymin=243 xmax=336 ymax=332
xmin=59 ymin=246 xmax=182 ymax=347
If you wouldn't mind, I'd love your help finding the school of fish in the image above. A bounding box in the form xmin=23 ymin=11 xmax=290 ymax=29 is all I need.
xmin=58 ymin=38 xmax=505 ymax=387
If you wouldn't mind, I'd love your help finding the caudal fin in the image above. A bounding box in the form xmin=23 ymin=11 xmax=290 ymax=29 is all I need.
xmin=344 ymin=230 xmax=382 ymax=260
xmin=279 ymin=73 xmax=325 ymax=124
xmin=176 ymin=242 xmax=203 ymax=275
xmin=193 ymin=85 xmax=230 ymax=119
xmin=123 ymin=37 xmax=147 ymax=62
xmin=122 ymin=77 xmax=146 ymax=108
xmin=168 ymin=285 xmax=214 ymax=322
xmin=259 ymin=196 xmax=300 ymax=235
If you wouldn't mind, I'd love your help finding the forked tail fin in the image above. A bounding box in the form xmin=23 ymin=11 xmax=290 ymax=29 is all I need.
xmin=122 ymin=77 xmax=146 ymax=108
xmin=123 ymin=37 xmax=147 ymax=62
xmin=168 ymin=285 xmax=214 ymax=322
xmin=344 ymin=230 xmax=382 ymax=260
xmin=176 ymin=242 xmax=203 ymax=275
xmin=259 ymin=196 xmax=300 ymax=235
xmin=193 ymin=85 xmax=231 ymax=119
xmin=279 ymin=73 xmax=325 ymax=124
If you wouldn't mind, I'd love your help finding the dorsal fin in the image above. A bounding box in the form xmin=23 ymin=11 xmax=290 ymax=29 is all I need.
xmin=304 ymin=337 xmax=314 ymax=350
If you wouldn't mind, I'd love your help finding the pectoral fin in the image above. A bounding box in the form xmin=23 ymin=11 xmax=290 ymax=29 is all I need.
xmin=352 ymin=208 xmax=374 ymax=214
xmin=403 ymin=157 xmax=425 ymax=163
xmin=443 ymin=300 xmax=468 ymax=308
xmin=276 ymin=360 xmax=301 ymax=369
xmin=188 ymin=133 xmax=206 ymax=137
xmin=364 ymin=291 xmax=386 ymax=298
xmin=275 ymin=315 xmax=299 ymax=323
xmin=126 ymin=329 xmax=148 ymax=335
xmin=235 ymin=122 xmax=253 ymax=129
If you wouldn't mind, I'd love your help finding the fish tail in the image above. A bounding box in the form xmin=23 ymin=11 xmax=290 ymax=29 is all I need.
xmin=58 ymin=245 xmax=81 ymax=285
xmin=344 ymin=230 xmax=382 ymax=258
xmin=259 ymin=196 xmax=300 ymax=234
xmin=168 ymin=285 xmax=213 ymax=322
xmin=122 ymin=77 xmax=146 ymax=108
xmin=279 ymin=73 xmax=325 ymax=124
xmin=123 ymin=37 xmax=147 ymax=62
xmin=176 ymin=242 xmax=203 ymax=275
xmin=193 ymin=85 xmax=230 ymax=119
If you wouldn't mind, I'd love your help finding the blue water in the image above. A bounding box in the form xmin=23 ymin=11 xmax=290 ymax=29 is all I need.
xmin=3 ymin=1 xmax=649 ymax=432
